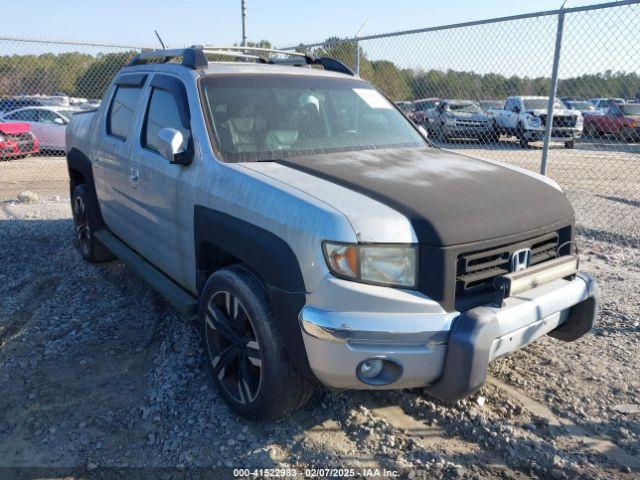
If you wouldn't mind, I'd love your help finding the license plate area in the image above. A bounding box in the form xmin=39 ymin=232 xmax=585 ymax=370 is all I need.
xmin=493 ymin=254 xmax=579 ymax=301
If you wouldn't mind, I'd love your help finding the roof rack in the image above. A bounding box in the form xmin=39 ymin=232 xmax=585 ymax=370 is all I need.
xmin=128 ymin=46 xmax=354 ymax=76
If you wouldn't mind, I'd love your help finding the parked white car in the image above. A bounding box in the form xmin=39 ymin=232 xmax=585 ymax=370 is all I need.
xmin=1 ymin=106 xmax=81 ymax=151
xmin=492 ymin=96 xmax=582 ymax=148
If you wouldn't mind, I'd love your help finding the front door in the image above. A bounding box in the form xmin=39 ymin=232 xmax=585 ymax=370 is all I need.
xmin=126 ymin=74 xmax=193 ymax=287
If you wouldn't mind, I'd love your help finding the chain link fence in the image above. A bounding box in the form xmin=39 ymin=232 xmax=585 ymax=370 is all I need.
xmin=0 ymin=1 xmax=639 ymax=244
xmin=288 ymin=0 xmax=640 ymax=244
xmin=0 ymin=37 xmax=149 ymax=200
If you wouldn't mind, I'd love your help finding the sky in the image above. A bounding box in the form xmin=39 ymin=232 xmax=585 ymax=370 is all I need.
xmin=2 ymin=0 xmax=634 ymax=79
xmin=1 ymin=0 xmax=618 ymax=48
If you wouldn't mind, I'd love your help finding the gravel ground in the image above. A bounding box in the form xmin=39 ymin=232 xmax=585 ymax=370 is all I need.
xmin=0 ymin=154 xmax=639 ymax=479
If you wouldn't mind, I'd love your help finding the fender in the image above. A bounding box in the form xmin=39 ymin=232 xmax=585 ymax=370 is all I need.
xmin=66 ymin=147 xmax=106 ymax=226
xmin=194 ymin=206 xmax=313 ymax=377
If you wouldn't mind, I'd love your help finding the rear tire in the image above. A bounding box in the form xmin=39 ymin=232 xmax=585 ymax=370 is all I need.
xmin=199 ymin=265 xmax=314 ymax=421
xmin=71 ymin=184 xmax=115 ymax=263
xmin=564 ymin=140 xmax=575 ymax=149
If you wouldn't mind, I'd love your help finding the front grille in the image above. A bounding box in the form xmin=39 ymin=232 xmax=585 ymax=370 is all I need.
xmin=9 ymin=133 xmax=32 ymax=142
xmin=539 ymin=115 xmax=577 ymax=128
xmin=6 ymin=133 xmax=35 ymax=152
xmin=456 ymin=119 xmax=488 ymax=128
xmin=456 ymin=231 xmax=559 ymax=298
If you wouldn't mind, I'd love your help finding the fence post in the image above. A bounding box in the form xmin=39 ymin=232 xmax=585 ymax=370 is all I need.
xmin=354 ymin=41 xmax=360 ymax=75
xmin=540 ymin=8 xmax=566 ymax=176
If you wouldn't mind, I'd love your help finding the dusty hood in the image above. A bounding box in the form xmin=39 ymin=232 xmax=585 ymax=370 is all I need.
xmin=0 ymin=122 xmax=30 ymax=135
xmin=277 ymin=147 xmax=574 ymax=246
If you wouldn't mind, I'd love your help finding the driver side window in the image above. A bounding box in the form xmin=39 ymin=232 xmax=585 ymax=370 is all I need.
xmin=142 ymin=88 xmax=191 ymax=153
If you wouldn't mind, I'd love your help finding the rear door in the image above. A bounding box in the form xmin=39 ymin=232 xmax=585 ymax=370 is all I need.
xmin=125 ymin=74 xmax=194 ymax=286
xmin=93 ymin=73 xmax=147 ymax=243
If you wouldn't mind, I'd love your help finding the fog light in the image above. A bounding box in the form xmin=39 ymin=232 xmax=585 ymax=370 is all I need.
xmin=359 ymin=358 xmax=384 ymax=379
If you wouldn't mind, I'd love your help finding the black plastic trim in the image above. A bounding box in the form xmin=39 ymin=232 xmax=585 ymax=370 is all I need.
xmin=193 ymin=206 xmax=313 ymax=378
xmin=115 ymin=73 xmax=148 ymax=88
xmin=66 ymin=147 xmax=105 ymax=226
xmin=548 ymin=272 xmax=600 ymax=341
xmin=182 ymin=47 xmax=208 ymax=69
xmin=149 ymin=74 xmax=191 ymax=129
xmin=426 ymin=272 xmax=599 ymax=402
xmin=311 ymin=57 xmax=355 ymax=76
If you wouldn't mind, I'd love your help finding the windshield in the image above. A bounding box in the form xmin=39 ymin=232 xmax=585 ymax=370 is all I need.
xmin=414 ymin=101 xmax=437 ymax=111
xmin=479 ymin=101 xmax=501 ymax=111
xmin=395 ymin=102 xmax=414 ymax=113
xmin=523 ymin=98 xmax=564 ymax=110
xmin=201 ymin=75 xmax=426 ymax=162
xmin=448 ymin=102 xmax=482 ymax=114
xmin=569 ymin=102 xmax=595 ymax=110
xmin=621 ymin=104 xmax=640 ymax=115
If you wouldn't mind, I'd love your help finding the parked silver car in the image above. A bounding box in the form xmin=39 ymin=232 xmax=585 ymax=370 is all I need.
xmin=65 ymin=46 xmax=599 ymax=420
xmin=426 ymin=100 xmax=498 ymax=142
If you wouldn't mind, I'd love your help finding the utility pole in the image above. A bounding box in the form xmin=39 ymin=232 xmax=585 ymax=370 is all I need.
xmin=241 ymin=0 xmax=247 ymax=47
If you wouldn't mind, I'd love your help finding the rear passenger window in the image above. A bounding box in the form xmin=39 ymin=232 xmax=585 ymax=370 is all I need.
xmin=142 ymin=89 xmax=191 ymax=152
xmin=107 ymin=86 xmax=141 ymax=139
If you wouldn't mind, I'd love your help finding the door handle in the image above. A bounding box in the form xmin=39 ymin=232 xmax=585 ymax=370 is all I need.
xmin=129 ymin=166 xmax=140 ymax=188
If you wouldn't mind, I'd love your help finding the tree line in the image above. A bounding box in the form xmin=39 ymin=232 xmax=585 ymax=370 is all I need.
xmin=1 ymin=40 xmax=638 ymax=102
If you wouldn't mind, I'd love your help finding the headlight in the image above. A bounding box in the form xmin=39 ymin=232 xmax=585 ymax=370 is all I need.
xmin=527 ymin=116 xmax=541 ymax=127
xmin=576 ymin=116 xmax=583 ymax=126
xmin=0 ymin=135 xmax=5 ymax=142
xmin=322 ymin=242 xmax=418 ymax=288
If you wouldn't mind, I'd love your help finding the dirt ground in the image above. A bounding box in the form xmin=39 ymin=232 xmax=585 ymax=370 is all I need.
xmin=0 ymin=147 xmax=639 ymax=479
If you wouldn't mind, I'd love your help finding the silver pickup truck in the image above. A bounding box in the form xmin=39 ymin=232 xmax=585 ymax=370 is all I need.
xmin=65 ymin=46 xmax=599 ymax=421
xmin=491 ymin=96 xmax=583 ymax=148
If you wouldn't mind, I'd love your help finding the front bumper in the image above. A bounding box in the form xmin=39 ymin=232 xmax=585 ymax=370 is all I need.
xmin=300 ymin=272 xmax=599 ymax=397
xmin=0 ymin=138 xmax=38 ymax=157
xmin=525 ymin=126 xmax=582 ymax=141
xmin=445 ymin=126 xmax=494 ymax=138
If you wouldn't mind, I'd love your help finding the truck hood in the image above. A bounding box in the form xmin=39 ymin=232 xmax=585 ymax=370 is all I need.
xmin=450 ymin=112 xmax=490 ymax=121
xmin=527 ymin=108 xmax=578 ymax=117
xmin=271 ymin=147 xmax=574 ymax=246
xmin=0 ymin=122 xmax=30 ymax=134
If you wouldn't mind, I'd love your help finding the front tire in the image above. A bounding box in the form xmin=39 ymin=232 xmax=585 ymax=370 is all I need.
xmin=71 ymin=184 xmax=115 ymax=263
xmin=199 ymin=265 xmax=314 ymax=421
xmin=516 ymin=123 xmax=528 ymax=148
xmin=564 ymin=139 xmax=575 ymax=149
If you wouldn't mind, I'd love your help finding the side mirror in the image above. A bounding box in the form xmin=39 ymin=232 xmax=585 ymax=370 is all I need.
xmin=54 ymin=117 xmax=66 ymax=125
xmin=157 ymin=127 xmax=187 ymax=164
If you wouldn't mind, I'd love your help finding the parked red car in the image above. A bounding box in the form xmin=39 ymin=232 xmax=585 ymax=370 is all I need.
xmin=583 ymin=102 xmax=640 ymax=141
xmin=0 ymin=122 xmax=38 ymax=159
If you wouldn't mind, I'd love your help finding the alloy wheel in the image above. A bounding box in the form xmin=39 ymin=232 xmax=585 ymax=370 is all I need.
xmin=72 ymin=195 xmax=91 ymax=256
xmin=204 ymin=290 xmax=262 ymax=405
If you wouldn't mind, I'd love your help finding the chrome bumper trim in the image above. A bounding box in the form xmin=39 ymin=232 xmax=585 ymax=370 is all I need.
xmin=299 ymin=307 xmax=456 ymax=344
